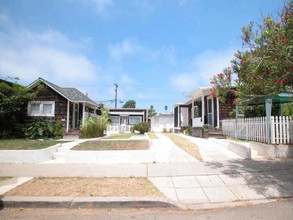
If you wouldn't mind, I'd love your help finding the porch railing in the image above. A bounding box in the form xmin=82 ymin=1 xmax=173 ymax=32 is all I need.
xmin=192 ymin=117 xmax=203 ymax=127
xmin=222 ymin=116 xmax=292 ymax=144
xmin=107 ymin=125 xmax=132 ymax=134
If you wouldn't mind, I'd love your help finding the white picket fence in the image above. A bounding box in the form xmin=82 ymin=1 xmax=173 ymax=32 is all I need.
xmin=107 ymin=125 xmax=132 ymax=134
xmin=222 ymin=116 xmax=293 ymax=144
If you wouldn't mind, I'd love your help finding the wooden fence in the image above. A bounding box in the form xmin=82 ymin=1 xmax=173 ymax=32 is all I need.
xmin=222 ymin=116 xmax=293 ymax=144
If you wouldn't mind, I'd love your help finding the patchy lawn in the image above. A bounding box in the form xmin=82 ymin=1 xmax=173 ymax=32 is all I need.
xmin=104 ymin=133 xmax=144 ymax=139
xmin=0 ymin=139 xmax=66 ymax=150
xmin=164 ymin=133 xmax=202 ymax=161
xmin=72 ymin=140 xmax=149 ymax=151
xmin=0 ymin=177 xmax=13 ymax=182
xmin=4 ymin=177 xmax=162 ymax=197
xmin=147 ymin=132 xmax=158 ymax=139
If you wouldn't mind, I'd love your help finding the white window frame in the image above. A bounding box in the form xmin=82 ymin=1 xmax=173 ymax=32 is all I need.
xmin=28 ymin=101 xmax=55 ymax=117
xmin=129 ymin=116 xmax=141 ymax=125
xmin=111 ymin=116 xmax=120 ymax=125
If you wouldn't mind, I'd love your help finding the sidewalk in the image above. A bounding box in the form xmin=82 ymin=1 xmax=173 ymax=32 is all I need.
xmin=0 ymin=133 xmax=292 ymax=209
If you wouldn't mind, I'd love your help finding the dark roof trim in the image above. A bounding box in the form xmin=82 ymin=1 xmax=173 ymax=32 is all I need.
xmin=28 ymin=77 xmax=98 ymax=107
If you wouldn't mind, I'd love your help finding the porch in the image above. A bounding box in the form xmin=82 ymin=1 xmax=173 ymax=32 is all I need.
xmin=65 ymin=102 xmax=100 ymax=133
xmin=187 ymin=87 xmax=220 ymax=128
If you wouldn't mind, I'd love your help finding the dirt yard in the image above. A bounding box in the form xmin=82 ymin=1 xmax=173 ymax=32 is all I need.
xmin=4 ymin=177 xmax=162 ymax=197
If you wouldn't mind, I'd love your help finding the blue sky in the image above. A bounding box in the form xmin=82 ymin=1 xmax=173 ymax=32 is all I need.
xmin=0 ymin=0 xmax=287 ymax=113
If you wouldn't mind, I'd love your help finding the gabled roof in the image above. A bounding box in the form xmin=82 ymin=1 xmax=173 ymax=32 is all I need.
xmin=186 ymin=86 xmax=212 ymax=99
xmin=28 ymin=77 xmax=98 ymax=107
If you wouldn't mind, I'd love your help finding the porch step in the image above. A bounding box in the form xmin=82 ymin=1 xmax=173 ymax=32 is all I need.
xmin=63 ymin=130 xmax=80 ymax=139
xmin=208 ymin=128 xmax=226 ymax=139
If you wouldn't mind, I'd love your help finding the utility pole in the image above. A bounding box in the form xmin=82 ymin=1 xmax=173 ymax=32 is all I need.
xmin=114 ymin=83 xmax=118 ymax=108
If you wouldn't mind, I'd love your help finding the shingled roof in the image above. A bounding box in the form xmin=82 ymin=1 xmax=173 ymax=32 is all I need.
xmin=28 ymin=77 xmax=98 ymax=107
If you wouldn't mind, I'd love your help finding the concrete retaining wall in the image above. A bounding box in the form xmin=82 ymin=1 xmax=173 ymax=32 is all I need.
xmin=0 ymin=144 xmax=60 ymax=163
xmin=251 ymin=142 xmax=293 ymax=158
xmin=210 ymin=138 xmax=251 ymax=159
xmin=64 ymin=150 xmax=156 ymax=164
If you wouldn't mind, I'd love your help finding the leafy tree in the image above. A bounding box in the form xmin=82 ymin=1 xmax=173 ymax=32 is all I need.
xmin=148 ymin=105 xmax=157 ymax=118
xmin=0 ymin=77 xmax=36 ymax=138
xmin=122 ymin=100 xmax=136 ymax=108
xmin=164 ymin=105 xmax=168 ymax=113
xmin=284 ymin=103 xmax=293 ymax=116
xmin=211 ymin=2 xmax=293 ymax=113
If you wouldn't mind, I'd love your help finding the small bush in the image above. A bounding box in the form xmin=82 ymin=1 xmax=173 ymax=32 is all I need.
xmin=133 ymin=122 xmax=150 ymax=134
xmin=53 ymin=120 xmax=63 ymax=139
xmin=80 ymin=116 xmax=109 ymax=138
xmin=24 ymin=120 xmax=63 ymax=139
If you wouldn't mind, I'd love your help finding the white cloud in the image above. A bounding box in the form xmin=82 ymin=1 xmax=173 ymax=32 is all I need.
xmin=108 ymin=38 xmax=142 ymax=60
xmin=0 ymin=13 xmax=98 ymax=86
xmin=80 ymin=0 xmax=113 ymax=16
xmin=170 ymin=72 xmax=199 ymax=93
xmin=120 ymin=74 xmax=134 ymax=85
xmin=170 ymin=48 xmax=236 ymax=93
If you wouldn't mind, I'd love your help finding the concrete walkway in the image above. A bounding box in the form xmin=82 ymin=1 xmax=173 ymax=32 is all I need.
xmin=0 ymin=133 xmax=292 ymax=209
xmin=180 ymin=134 xmax=243 ymax=161
xmin=42 ymin=133 xmax=197 ymax=164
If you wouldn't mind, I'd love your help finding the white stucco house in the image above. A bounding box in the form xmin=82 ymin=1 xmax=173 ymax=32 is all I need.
xmin=150 ymin=114 xmax=174 ymax=132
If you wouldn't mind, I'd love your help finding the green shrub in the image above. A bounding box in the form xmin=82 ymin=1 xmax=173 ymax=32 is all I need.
xmin=132 ymin=122 xmax=150 ymax=134
xmin=183 ymin=126 xmax=192 ymax=135
xmin=53 ymin=120 xmax=63 ymax=139
xmin=80 ymin=116 xmax=109 ymax=138
xmin=24 ymin=120 xmax=63 ymax=139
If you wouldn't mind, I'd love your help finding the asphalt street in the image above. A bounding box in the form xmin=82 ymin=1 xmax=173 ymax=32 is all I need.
xmin=1 ymin=199 xmax=292 ymax=220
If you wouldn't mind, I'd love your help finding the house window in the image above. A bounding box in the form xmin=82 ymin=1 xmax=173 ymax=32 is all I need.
xmin=111 ymin=116 xmax=120 ymax=125
xmin=28 ymin=101 xmax=55 ymax=117
xmin=193 ymin=106 xmax=199 ymax=118
xmin=129 ymin=116 xmax=141 ymax=125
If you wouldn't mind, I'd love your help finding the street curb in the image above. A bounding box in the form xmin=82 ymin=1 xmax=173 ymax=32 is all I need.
xmin=0 ymin=196 xmax=179 ymax=209
xmin=179 ymin=198 xmax=293 ymax=211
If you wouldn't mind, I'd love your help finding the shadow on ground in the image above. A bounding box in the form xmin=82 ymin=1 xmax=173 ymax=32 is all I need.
xmin=204 ymin=159 xmax=293 ymax=199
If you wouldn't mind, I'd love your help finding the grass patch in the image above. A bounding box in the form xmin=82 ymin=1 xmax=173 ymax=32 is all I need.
xmin=104 ymin=133 xmax=144 ymax=139
xmin=0 ymin=139 xmax=67 ymax=150
xmin=164 ymin=133 xmax=202 ymax=161
xmin=227 ymin=137 xmax=249 ymax=142
xmin=0 ymin=177 xmax=13 ymax=182
xmin=4 ymin=177 xmax=162 ymax=197
xmin=72 ymin=140 xmax=149 ymax=151
xmin=147 ymin=132 xmax=158 ymax=139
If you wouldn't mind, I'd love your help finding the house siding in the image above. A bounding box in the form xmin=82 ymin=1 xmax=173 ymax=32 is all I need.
xmin=30 ymin=83 xmax=68 ymax=128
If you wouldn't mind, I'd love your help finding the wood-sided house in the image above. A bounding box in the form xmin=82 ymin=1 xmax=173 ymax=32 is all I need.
xmin=174 ymin=87 xmax=235 ymax=137
xmin=108 ymin=108 xmax=148 ymax=126
xmin=27 ymin=78 xmax=100 ymax=134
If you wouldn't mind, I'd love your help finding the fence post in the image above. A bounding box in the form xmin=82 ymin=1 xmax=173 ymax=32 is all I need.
xmin=235 ymin=105 xmax=238 ymax=139
xmin=271 ymin=116 xmax=275 ymax=144
xmin=265 ymin=98 xmax=272 ymax=144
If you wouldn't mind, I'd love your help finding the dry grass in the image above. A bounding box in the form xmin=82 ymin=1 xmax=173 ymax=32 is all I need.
xmin=164 ymin=133 xmax=202 ymax=161
xmin=72 ymin=140 xmax=149 ymax=151
xmin=0 ymin=177 xmax=12 ymax=182
xmin=4 ymin=177 xmax=162 ymax=197
xmin=147 ymin=132 xmax=158 ymax=139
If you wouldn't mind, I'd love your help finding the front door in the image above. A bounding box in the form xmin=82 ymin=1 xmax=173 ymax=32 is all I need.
xmin=121 ymin=116 xmax=128 ymax=125
xmin=207 ymin=98 xmax=214 ymax=127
